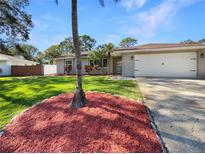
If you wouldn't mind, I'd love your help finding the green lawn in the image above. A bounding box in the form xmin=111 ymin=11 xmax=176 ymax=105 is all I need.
xmin=0 ymin=76 xmax=142 ymax=130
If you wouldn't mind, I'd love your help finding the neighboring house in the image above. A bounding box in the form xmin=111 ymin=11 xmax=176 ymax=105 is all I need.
xmin=0 ymin=53 xmax=38 ymax=76
xmin=0 ymin=53 xmax=57 ymax=76
xmin=0 ymin=53 xmax=38 ymax=66
xmin=55 ymin=43 xmax=205 ymax=78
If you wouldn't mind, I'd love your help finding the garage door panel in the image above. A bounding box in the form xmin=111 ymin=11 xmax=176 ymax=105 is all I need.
xmin=135 ymin=52 xmax=197 ymax=78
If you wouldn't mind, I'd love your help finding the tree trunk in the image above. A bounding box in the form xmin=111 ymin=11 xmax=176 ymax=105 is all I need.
xmin=108 ymin=52 xmax=112 ymax=75
xmin=70 ymin=0 xmax=87 ymax=109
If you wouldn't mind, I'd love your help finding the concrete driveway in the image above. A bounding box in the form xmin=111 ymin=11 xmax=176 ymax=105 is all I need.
xmin=137 ymin=78 xmax=205 ymax=153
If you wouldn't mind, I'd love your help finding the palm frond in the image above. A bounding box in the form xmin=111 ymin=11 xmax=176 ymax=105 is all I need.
xmin=99 ymin=0 xmax=105 ymax=7
xmin=55 ymin=0 xmax=58 ymax=5
xmin=99 ymin=0 xmax=120 ymax=7
xmin=113 ymin=0 xmax=121 ymax=3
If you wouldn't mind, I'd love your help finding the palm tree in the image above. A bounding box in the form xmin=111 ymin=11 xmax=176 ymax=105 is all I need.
xmin=103 ymin=43 xmax=115 ymax=75
xmin=56 ymin=0 xmax=120 ymax=109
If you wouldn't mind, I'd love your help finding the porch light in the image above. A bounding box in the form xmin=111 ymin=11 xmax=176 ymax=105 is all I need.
xmin=130 ymin=55 xmax=134 ymax=60
xmin=200 ymin=52 xmax=204 ymax=58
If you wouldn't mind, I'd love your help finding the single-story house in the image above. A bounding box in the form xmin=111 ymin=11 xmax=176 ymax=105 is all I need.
xmin=0 ymin=53 xmax=38 ymax=76
xmin=55 ymin=43 xmax=205 ymax=78
xmin=0 ymin=53 xmax=57 ymax=76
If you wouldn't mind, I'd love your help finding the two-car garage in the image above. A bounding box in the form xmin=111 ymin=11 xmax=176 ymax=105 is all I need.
xmin=117 ymin=44 xmax=205 ymax=78
xmin=134 ymin=52 xmax=197 ymax=78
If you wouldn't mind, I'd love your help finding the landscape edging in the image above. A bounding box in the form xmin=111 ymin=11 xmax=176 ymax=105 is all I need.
xmin=145 ymin=105 xmax=169 ymax=153
xmin=0 ymin=93 xmax=66 ymax=137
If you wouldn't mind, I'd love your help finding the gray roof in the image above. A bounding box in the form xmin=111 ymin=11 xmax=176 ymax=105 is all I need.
xmin=0 ymin=53 xmax=38 ymax=65
xmin=114 ymin=43 xmax=205 ymax=51
xmin=55 ymin=52 xmax=89 ymax=60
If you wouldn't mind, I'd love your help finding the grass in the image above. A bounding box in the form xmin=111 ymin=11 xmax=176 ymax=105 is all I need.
xmin=0 ymin=76 xmax=142 ymax=130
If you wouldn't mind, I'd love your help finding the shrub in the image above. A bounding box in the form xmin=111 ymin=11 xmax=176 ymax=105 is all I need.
xmin=94 ymin=65 xmax=100 ymax=71
xmin=84 ymin=65 xmax=93 ymax=73
xmin=65 ymin=65 xmax=72 ymax=74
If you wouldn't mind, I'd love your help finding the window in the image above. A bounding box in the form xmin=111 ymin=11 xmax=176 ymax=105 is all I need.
xmin=89 ymin=60 xmax=94 ymax=67
xmin=64 ymin=60 xmax=73 ymax=74
xmin=95 ymin=60 xmax=101 ymax=67
xmin=65 ymin=60 xmax=73 ymax=70
xmin=103 ymin=59 xmax=107 ymax=67
xmin=89 ymin=59 xmax=107 ymax=68
xmin=65 ymin=60 xmax=72 ymax=66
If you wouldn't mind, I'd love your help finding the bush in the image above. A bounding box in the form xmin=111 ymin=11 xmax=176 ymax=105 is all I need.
xmin=93 ymin=65 xmax=100 ymax=71
xmin=84 ymin=65 xmax=93 ymax=73
xmin=65 ymin=65 xmax=72 ymax=74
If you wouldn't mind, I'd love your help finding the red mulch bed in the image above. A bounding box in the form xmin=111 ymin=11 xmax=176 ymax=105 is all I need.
xmin=0 ymin=92 xmax=162 ymax=153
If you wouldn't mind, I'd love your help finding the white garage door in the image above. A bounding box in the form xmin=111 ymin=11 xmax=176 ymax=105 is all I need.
xmin=135 ymin=52 xmax=197 ymax=78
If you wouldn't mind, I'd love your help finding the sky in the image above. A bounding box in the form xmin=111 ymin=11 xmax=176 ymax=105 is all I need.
xmin=26 ymin=0 xmax=205 ymax=51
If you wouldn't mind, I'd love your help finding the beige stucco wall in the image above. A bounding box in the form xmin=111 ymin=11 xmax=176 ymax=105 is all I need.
xmin=80 ymin=58 xmax=89 ymax=74
xmin=0 ymin=60 xmax=7 ymax=66
xmin=72 ymin=59 xmax=76 ymax=74
xmin=71 ymin=58 xmax=89 ymax=74
xmin=56 ymin=57 xmax=109 ymax=75
xmin=56 ymin=59 xmax=65 ymax=75
xmin=198 ymin=50 xmax=205 ymax=78
xmin=122 ymin=53 xmax=135 ymax=77
xmin=122 ymin=49 xmax=205 ymax=78
xmin=56 ymin=58 xmax=89 ymax=75
xmin=108 ymin=58 xmax=113 ymax=74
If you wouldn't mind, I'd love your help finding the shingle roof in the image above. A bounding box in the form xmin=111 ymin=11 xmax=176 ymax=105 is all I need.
xmin=114 ymin=43 xmax=205 ymax=51
xmin=0 ymin=53 xmax=38 ymax=65
xmin=55 ymin=43 xmax=205 ymax=59
xmin=56 ymin=52 xmax=89 ymax=60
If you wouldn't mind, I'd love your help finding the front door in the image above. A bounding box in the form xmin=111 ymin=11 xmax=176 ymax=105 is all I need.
xmin=113 ymin=58 xmax=122 ymax=74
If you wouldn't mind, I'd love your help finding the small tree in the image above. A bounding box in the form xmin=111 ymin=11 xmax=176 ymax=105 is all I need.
xmin=58 ymin=35 xmax=96 ymax=54
xmin=55 ymin=0 xmax=120 ymax=109
xmin=119 ymin=37 xmax=137 ymax=48
xmin=180 ymin=39 xmax=198 ymax=44
xmin=103 ymin=43 xmax=114 ymax=74
xmin=88 ymin=43 xmax=114 ymax=74
xmin=89 ymin=45 xmax=109 ymax=62
xmin=43 ymin=45 xmax=63 ymax=64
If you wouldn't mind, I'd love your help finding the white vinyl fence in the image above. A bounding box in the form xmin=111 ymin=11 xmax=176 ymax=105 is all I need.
xmin=0 ymin=65 xmax=11 ymax=76
xmin=43 ymin=65 xmax=57 ymax=75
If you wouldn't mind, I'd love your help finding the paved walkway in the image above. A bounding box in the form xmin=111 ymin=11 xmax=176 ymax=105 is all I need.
xmin=137 ymin=78 xmax=205 ymax=153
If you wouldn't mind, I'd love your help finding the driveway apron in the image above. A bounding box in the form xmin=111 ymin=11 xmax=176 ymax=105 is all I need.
xmin=137 ymin=78 xmax=205 ymax=153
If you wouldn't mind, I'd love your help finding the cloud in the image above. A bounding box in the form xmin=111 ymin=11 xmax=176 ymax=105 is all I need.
xmin=128 ymin=0 xmax=201 ymax=37
xmin=121 ymin=0 xmax=147 ymax=10
xmin=105 ymin=35 xmax=121 ymax=43
xmin=33 ymin=18 xmax=49 ymax=31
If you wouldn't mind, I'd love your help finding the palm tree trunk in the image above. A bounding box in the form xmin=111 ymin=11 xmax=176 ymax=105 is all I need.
xmin=109 ymin=56 xmax=112 ymax=75
xmin=71 ymin=0 xmax=87 ymax=109
xmin=108 ymin=52 xmax=112 ymax=75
